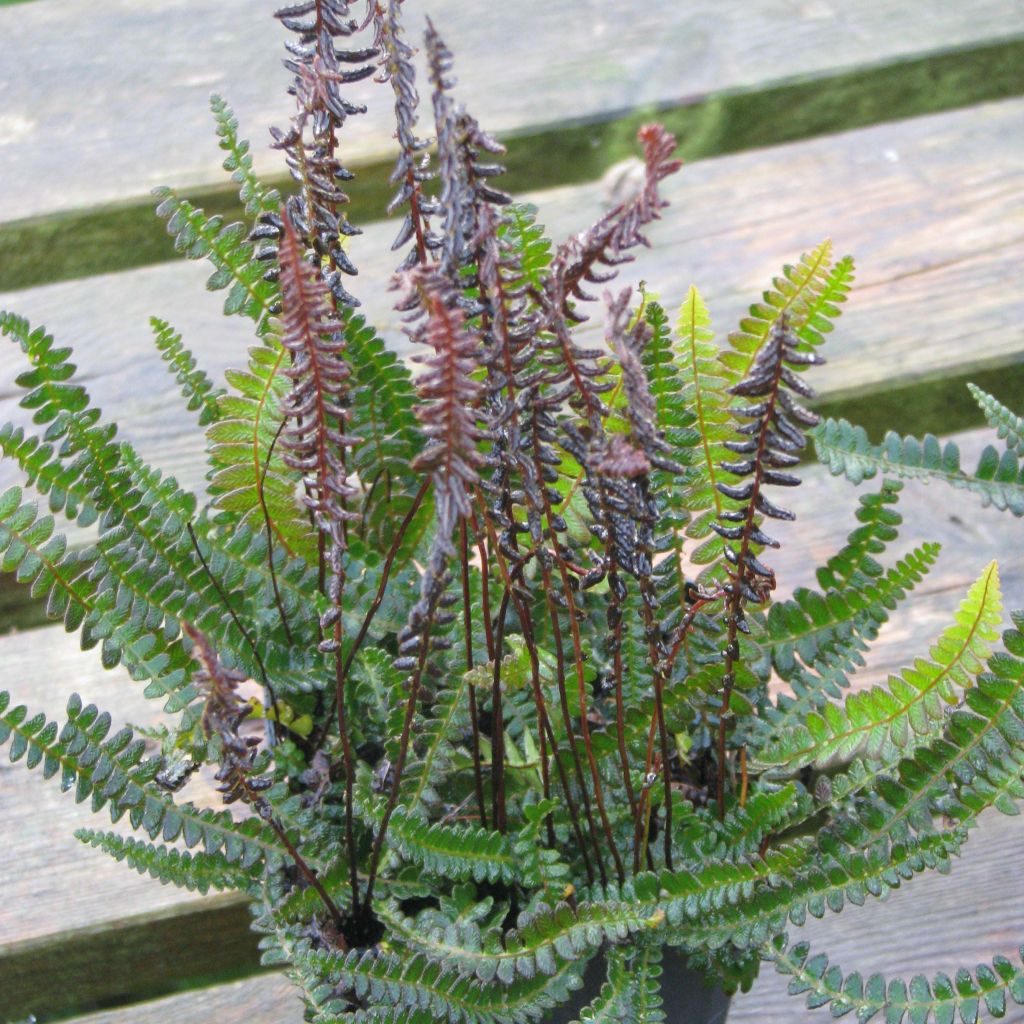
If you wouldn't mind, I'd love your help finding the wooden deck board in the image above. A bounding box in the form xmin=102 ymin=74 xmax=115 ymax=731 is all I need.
xmin=68 ymin=973 xmax=301 ymax=1024
xmin=2 ymin=98 xmax=1022 ymax=515
xmin=2 ymin=0 xmax=1022 ymax=224
xmin=1 ymin=425 xmax=1022 ymax=1020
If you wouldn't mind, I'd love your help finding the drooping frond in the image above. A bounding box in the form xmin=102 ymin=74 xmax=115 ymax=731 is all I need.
xmin=812 ymin=418 xmax=1024 ymax=516
xmin=0 ymin=312 xmax=326 ymax=694
xmin=298 ymin=944 xmax=589 ymax=1024
xmin=0 ymin=691 xmax=289 ymax=871
xmin=75 ymin=828 xmax=263 ymax=894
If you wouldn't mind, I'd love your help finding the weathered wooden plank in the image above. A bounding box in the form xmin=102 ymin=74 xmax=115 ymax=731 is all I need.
xmin=5 ymin=36 xmax=1023 ymax=294
xmin=3 ymin=0 xmax=1022 ymax=225
xmin=0 ymin=425 xmax=1021 ymax=1017
xmin=69 ymin=973 xmax=300 ymax=1024
xmin=2 ymin=98 xmax=1022 ymax=509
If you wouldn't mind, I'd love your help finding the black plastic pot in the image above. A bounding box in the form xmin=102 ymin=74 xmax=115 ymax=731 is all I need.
xmin=545 ymin=949 xmax=730 ymax=1023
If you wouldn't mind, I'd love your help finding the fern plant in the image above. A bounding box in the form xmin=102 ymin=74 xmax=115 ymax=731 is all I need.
xmin=2 ymin=2 xmax=1023 ymax=1022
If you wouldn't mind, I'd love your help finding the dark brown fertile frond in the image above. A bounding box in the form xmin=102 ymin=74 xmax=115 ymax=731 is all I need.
xmin=405 ymin=267 xmax=485 ymax=529
xmin=374 ymin=0 xmax=440 ymax=268
xmin=425 ymin=20 xmax=510 ymax=288
xmin=713 ymin=318 xmax=823 ymax=613
xmin=258 ymin=1 xmax=381 ymax=307
xmin=712 ymin=316 xmax=824 ymax=813
xmin=182 ymin=622 xmax=267 ymax=807
xmin=277 ymin=209 xmax=359 ymax=639
xmin=546 ymin=124 xmax=681 ymax=323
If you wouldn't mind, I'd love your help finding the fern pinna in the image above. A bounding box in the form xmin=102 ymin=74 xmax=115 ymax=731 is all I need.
xmin=2 ymin=2 xmax=1023 ymax=1022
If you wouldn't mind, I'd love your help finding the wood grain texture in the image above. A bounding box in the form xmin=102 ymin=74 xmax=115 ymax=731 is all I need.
xmin=68 ymin=973 xmax=301 ymax=1024
xmin=2 ymin=0 xmax=1023 ymax=222
xmin=2 ymin=98 xmax=1022 ymax=509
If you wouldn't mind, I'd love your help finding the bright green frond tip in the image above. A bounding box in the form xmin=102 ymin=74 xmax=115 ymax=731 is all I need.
xmin=754 ymin=561 xmax=1003 ymax=771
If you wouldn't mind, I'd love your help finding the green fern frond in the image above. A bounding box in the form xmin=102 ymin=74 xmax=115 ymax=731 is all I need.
xmin=969 ymin=382 xmax=1024 ymax=457
xmin=681 ymin=784 xmax=811 ymax=864
xmin=386 ymin=807 xmax=527 ymax=885
xmin=568 ymin=948 xmax=633 ymax=1023
xmin=722 ymin=239 xmax=835 ymax=378
xmin=206 ymin=343 xmax=318 ymax=562
xmin=0 ymin=487 xmax=194 ymax=698
xmin=299 ymin=944 xmax=588 ymax=1024
xmin=209 ymin=93 xmax=281 ymax=219
xmin=754 ymin=562 xmax=1002 ymax=771
xmin=0 ymin=691 xmax=291 ymax=870
xmin=630 ymin=946 xmax=666 ymax=1024
xmin=344 ymin=312 xmax=428 ymax=553
xmin=792 ymin=253 xmax=854 ymax=350
xmin=150 ymin=317 xmax=223 ymax=426
xmin=75 ymin=828 xmax=262 ymax=894
xmin=0 ymin=313 xmax=322 ymax=687
xmin=817 ymin=479 xmax=903 ymax=590
xmin=502 ymin=203 xmax=554 ymax=291
xmin=764 ymin=542 xmax=939 ymax=688
xmin=153 ymin=188 xmax=279 ymax=335
xmin=313 ymin=890 xmax=666 ymax=1001
xmin=672 ymin=285 xmax=734 ymax=572
xmin=769 ymin=935 xmax=1024 ymax=1022
xmin=856 ymin=613 xmax=1024 ymax=839
xmin=813 ymin=418 xmax=1024 ymax=516
xmin=0 ymin=423 xmax=98 ymax=524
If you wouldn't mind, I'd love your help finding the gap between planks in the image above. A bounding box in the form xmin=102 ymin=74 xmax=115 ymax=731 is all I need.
xmin=4 ymin=35 xmax=1022 ymax=293
xmin=2 ymin=0 xmax=1022 ymax=225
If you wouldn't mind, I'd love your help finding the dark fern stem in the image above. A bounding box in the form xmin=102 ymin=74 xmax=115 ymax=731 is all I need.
xmin=604 ymin=289 xmax=685 ymax=869
xmin=276 ymin=209 xmax=363 ymax=909
xmin=183 ymin=623 xmax=345 ymax=932
xmin=473 ymin=207 xmax=599 ymax=862
xmin=514 ymin=130 xmax=681 ymax=878
xmin=366 ymin=265 xmax=484 ymax=903
xmin=711 ymin=317 xmax=824 ymax=817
